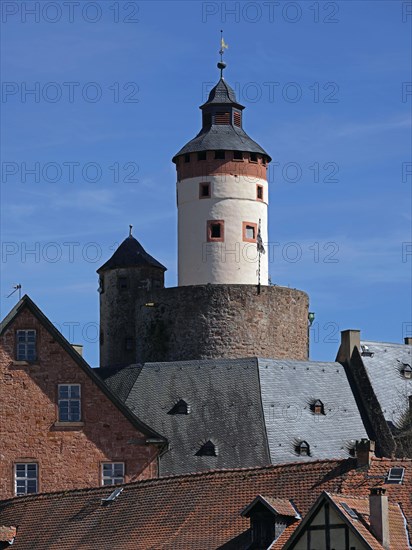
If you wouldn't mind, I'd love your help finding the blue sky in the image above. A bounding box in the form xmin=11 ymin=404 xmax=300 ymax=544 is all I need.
xmin=1 ymin=0 xmax=411 ymax=366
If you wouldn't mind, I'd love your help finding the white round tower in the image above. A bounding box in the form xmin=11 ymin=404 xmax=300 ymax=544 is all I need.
xmin=173 ymin=63 xmax=271 ymax=286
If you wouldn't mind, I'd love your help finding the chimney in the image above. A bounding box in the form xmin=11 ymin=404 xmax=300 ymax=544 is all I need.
xmin=72 ymin=344 xmax=83 ymax=357
xmin=405 ymin=337 xmax=412 ymax=345
xmin=336 ymin=329 xmax=360 ymax=363
xmin=369 ymin=487 xmax=390 ymax=550
xmin=356 ymin=439 xmax=375 ymax=467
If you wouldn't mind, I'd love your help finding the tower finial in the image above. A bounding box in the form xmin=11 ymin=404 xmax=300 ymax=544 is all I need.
xmin=129 ymin=224 xmax=133 ymax=237
xmin=217 ymin=30 xmax=228 ymax=78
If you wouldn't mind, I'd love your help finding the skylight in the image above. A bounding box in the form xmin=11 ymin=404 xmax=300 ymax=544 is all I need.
xmin=385 ymin=467 xmax=405 ymax=484
xmin=340 ymin=502 xmax=358 ymax=519
xmin=101 ymin=487 xmax=124 ymax=505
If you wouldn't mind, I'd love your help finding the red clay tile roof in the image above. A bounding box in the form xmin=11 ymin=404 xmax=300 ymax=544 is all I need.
xmin=257 ymin=496 xmax=300 ymax=518
xmin=0 ymin=526 xmax=16 ymax=542
xmin=328 ymin=493 xmax=409 ymax=550
xmin=0 ymin=457 xmax=410 ymax=549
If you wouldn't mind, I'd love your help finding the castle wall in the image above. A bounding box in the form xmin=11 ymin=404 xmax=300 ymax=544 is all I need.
xmin=135 ymin=284 xmax=309 ymax=363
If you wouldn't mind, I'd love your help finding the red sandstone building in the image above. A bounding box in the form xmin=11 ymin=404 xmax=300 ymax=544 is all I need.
xmin=0 ymin=295 xmax=165 ymax=500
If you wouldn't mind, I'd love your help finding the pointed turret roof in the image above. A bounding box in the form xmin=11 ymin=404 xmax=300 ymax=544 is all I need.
xmin=172 ymin=69 xmax=271 ymax=163
xmin=97 ymin=235 xmax=166 ymax=274
xmin=200 ymin=77 xmax=244 ymax=109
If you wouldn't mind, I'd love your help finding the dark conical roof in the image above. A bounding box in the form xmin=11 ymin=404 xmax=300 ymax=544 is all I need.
xmin=201 ymin=77 xmax=243 ymax=108
xmin=173 ymin=74 xmax=271 ymax=163
xmin=97 ymin=235 xmax=166 ymax=273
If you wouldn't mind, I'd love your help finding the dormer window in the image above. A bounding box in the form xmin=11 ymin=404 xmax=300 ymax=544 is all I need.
xmin=296 ymin=441 xmax=310 ymax=456
xmin=16 ymin=330 xmax=37 ymax=361
xmin=214 ymin=150 xmax=225 ymax=160
xmin=361 ymin=344 xmax=374 ymax=357
xmin=195 ymin=440 xmax=217 ymax=456
xmin=311 ymin=399 xmax=325 ymax=415
xmin=401 ymin=363 xmax=412 ymax=379
xmin=168 ymin=399 xmax=189 ymax=415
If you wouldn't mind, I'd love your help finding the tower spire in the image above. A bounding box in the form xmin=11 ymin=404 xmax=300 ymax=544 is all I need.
xmin=218 ymin=30 xmax=228 ymax=78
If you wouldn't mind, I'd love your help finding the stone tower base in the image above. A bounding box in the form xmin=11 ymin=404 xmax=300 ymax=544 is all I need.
xmin=135 ymin=284 xmax=309 ymax=363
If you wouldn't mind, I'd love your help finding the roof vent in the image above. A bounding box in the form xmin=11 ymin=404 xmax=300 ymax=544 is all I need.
xmin=385 ymin=467 xmax=405 ymax=484
xmin=101 ymin=487 xmax=124 ymax=505
xmin=361 ymin=344 xmax=374 ymax=357
xmin=167 ymin=399 xmax=189 ymax=415
xmin=195 ymin=440 xmax=217 ymax=457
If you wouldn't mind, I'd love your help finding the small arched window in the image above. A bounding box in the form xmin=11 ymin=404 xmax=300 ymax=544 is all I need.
xmin=296 ymin=441 xmax=310 ymax=456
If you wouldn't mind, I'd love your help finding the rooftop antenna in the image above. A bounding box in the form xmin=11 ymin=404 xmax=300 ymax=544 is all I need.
xmin=6 ymin=284 xmax=21 ymax=300
xmin=129 ymin=224 xmax=133 ymax=237
xmin=218 ymin=30 xmax=228 ymax=78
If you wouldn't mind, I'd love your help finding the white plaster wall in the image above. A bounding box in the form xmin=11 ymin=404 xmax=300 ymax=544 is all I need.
xmin=177 ymin=174 xmax=269 ymax=286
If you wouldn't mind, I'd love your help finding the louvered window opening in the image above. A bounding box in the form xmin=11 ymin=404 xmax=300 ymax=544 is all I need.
xmin=215 ymin=112 xmax=230 ymax=125
xmin=233 ymin=111 xmax=242 ymax=126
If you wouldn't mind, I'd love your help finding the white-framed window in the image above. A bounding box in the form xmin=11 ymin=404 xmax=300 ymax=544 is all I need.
xmin=102 ymin=463 xmax=125 ymax=486
xmin=16 ymin=330 xmax=36 ymax=361
xmin=58 ymin=384 xmax=81 ymax=422
xmin=15 ymin=463 xmax=38 ymax=496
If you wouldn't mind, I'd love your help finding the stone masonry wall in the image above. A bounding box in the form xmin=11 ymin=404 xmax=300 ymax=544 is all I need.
xmin=135 ymin=284 xmax=309 ymax=363
xmin=0 ymin=307 xmax=159 ymax=499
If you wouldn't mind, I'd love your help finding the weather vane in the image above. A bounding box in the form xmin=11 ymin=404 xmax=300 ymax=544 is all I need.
xmin=6 ymin=284 xmax=22 ymax=300
xmin=218 ymin=30 xmax=228 ymax=78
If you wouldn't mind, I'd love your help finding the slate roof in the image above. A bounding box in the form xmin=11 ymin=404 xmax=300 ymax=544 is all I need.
xmin=200 ymin=77 xmax=243 ymax=107
xmin=99 ymin=358 xmax=368 ymax=475
xmin=172 ymin=124 xmax=271 ymax=162
xmin=0 ymin=295 xmax=166 ymax=443
xmin=0 ymin=457 xmax=410 ymax=550
xmin=97 ymin=235 xmax=166 ymax=273
xmin=359 ymin=340 xmax=412 ymax=428
xmin=172 ymin=75 xmax=271 ymax=162
xmin=259 ymin=359 xmax=368 ymax=463
xmin=329 ymin=493 xmax=409 ymax=550
xmin=99 ymin=358 xmax=271 ymax=476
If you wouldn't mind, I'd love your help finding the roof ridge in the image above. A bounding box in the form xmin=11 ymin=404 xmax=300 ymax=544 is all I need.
xmin=0 ymin=459 xmax=350 ymax=505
